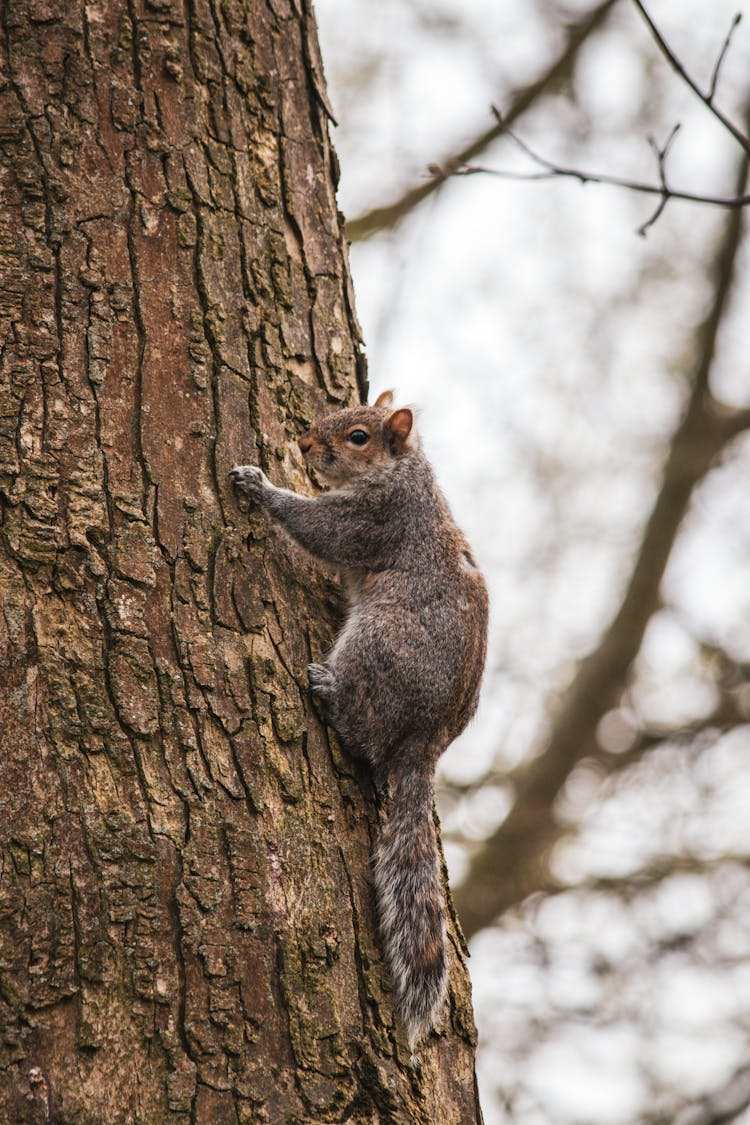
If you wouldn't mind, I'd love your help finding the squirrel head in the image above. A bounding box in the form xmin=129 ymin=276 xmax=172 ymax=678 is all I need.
xmin=298 ymin=390 xmax=417 ymax=486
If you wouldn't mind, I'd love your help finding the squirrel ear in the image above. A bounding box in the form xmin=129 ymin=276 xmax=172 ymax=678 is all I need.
xmin=374 ymin=389 xmax=395 ymax=408
xmin=383 ymin=408 xmax=413 ymax=452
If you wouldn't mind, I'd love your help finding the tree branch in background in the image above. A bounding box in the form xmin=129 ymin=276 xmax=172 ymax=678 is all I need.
xmin=656 ymin=1065 xmax=750 ymax=1125
xmin=352 ymin=0 xmax=750 ymax=241
xmin=633 ymin=2 xmax=748 ymax=156
xmin=540 ymin=852 xmax=750 ymax=901
xmin=453 ymin=147 xmax=750 ymax=941
xmin=345 ymin=0 xmax=618 ymax=241
xmin=709 ymin=12 xmax=743 ymax=101
xmin=455 ymin=5 xmax=750 ymax=234
xmin=440 ymin=664 xmax=750 ymax=807
xmin=638 ymin=123 xmax=682 ymax=233
xmin=456 ymin=121 xmax=750 ymax=236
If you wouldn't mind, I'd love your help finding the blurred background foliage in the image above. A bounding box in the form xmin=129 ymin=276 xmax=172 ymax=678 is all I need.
xmin=313 ymin=1 xmax=750 ymax=1121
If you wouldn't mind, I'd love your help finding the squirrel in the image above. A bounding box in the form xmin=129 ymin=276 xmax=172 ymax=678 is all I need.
xmin=231 ymin=390 xmax=488 ymax=1051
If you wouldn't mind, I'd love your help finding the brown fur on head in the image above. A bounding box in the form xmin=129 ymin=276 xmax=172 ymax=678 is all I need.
xmin=298 ymin=391 xmax=416 ymax=486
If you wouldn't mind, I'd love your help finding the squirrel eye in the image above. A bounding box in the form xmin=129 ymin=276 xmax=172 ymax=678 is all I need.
xmin=347 ymin=429 xmax=370 ymax=446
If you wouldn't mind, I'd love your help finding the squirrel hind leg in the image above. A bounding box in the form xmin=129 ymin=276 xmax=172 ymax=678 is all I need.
xmin=313 ymin=666 xmax=386 ymax=767
xmin=307 ymin=662 xmax=336 ymax=700
xmin=308 ymin=663 xmax=372 ymax=761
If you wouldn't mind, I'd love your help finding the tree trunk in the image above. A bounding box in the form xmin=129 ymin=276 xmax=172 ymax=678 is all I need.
xmin=0 ymin=2 xmax=481 ymax=1122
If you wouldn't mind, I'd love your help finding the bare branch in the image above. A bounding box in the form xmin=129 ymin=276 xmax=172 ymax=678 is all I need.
xmin=345 ymin=0 xmax=619 ymax=241
xmin=347 ymin=2 xmax=749 ymax=242
xmin=456 ymin=122 xmax=750 ymax=234
xmin=592 ymin=695 xmax=750 ymax=781
xmin=633 ymin=0 xmax=750 ymax=156
xmin=638 ymin=124 xmax=681 ymax=234
xmin=440 ymin=684 xmax=748 ymax=808
xmin=453 ymin=144 xmax=750 ymax=940
xmin=709 ymin=12 xmax=743 ymax=103
xmin=718 ymin=403 xmax=750 ymax=440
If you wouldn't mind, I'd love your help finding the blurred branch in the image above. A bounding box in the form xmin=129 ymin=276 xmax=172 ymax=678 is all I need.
xmin=633 ymin=2 xmax=749 ymax=157
xmin=345 ymin=0 xmax=618 ymax=241
xmin=665 ymin=1065 xmax=750 ymax=1125
xmin=593 ymin=711 xmax=742 ymax=778
xmin=442 ymin=624 xmax=750 ymax=804
xmin=440 ymin=679 xmax=750 ymax=807
xmin=719 ymin=403 xmax=750 ymax=439
xmin=542 ymin=852 xmax=750 ymax=901
xmin=453 ymin=144 xmax=750 ymax=941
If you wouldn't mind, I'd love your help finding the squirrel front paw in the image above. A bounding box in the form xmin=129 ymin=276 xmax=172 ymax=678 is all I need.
xmin=308 ymin=662 xmax=336 ymax=700
xmin=230 ymin=465 xmax=269 ymax=502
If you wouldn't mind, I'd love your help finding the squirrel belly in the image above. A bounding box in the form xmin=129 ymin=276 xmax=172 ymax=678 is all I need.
xmin=231 ymin=391 xmax=489 ymax=1049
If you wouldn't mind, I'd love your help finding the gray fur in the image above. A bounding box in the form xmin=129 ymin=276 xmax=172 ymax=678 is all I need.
xmin=231 ymin=402 xmax=488 ymax=1048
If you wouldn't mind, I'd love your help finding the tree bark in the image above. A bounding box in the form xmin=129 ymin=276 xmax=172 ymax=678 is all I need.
xmin=0 ymin=2 xmax=481 ymax=1122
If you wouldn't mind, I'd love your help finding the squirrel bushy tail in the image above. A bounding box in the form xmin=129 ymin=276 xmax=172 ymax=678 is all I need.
xmin=373 ymin=758 xmax=446 ymax=1050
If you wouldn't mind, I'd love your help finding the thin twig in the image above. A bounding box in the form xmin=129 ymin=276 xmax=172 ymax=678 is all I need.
xmin=638 ymin=124 xmax=680 ymax=235
xmin=457 ymin=163 xmax=750 ymax=213
xmin=455 ymin=123 xmax=750 ymax=234
xmin=633 ymin=0 xmax=750 ymax=156
xmin=709 ymin=12 xmax=743 ymax=102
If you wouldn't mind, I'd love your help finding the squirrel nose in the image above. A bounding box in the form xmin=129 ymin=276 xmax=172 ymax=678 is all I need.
xmin=298 ymin=435 xmax=312 ymax=454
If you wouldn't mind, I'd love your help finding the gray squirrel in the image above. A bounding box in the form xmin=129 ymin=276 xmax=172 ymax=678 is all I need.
xmin=231 ymin=390 xmax=488 ymax=1050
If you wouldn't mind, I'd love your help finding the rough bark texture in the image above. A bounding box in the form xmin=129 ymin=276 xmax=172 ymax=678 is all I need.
xmin=0 ymin=2 xmax=481 ymax=1122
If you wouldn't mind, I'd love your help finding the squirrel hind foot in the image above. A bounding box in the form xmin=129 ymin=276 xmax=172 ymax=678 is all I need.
xmin=307 ymin=662 xmax=336 ymax=699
